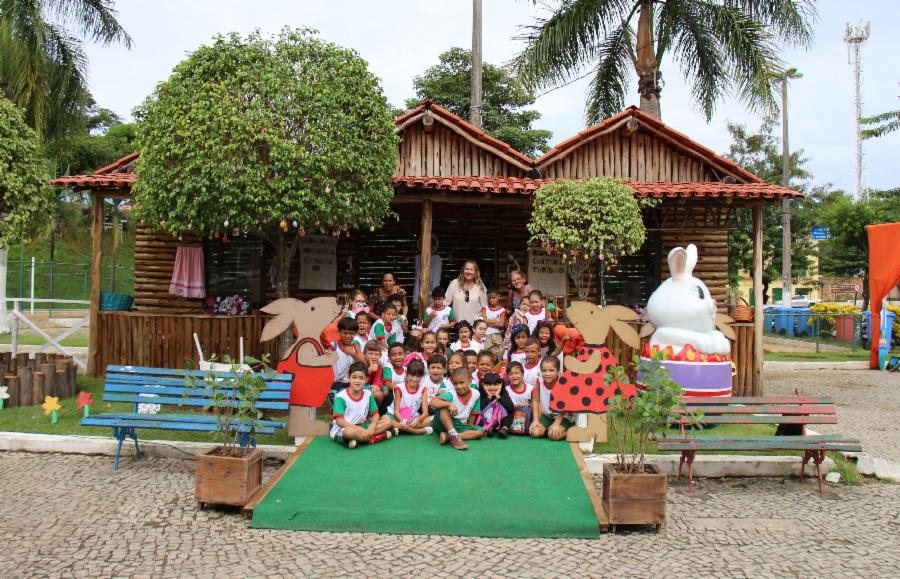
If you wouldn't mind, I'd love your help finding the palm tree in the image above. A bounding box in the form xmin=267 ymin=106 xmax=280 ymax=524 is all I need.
xmin=0 ymin=0 xmax=131 ymax=141
xmin=514 ymin=0 xmax=816 ymax=123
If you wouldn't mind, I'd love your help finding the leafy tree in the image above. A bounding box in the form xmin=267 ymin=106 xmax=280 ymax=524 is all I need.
xmin=514 ymin=0 xmax=815 ymax=123
xmin=405 ymin=47 xmax=552 ymax=156
xmin=723 ymin=118 xmax=817 ymax=303
xmin=528 ymin=178 xmax=652 ymax=302
xmin=0 ymin=96 xmax=54 ymax=246
xmin=133 ymin=29 xmax=398 ymax=304
xmin=0 ymin=0 xmax=132 ymax=142
xmin=862 ymin=92 xmax=899 ymax=140
xmin=49 ymin=102 xmax=135 ymax=175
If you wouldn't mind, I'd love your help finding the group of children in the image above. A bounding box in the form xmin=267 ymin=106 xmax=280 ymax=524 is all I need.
xmin=327 ymin=285 xmax=572 ymax=451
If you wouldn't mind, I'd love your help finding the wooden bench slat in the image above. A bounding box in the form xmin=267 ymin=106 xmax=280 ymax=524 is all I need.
xmin=103 ymin=383 xmax=290 ymax=400
xmin=683 ymin=396 xmax=834 ymax=405
xmin=82 ymin=417 xmax=278 ymax=433
xmin=104 ymin=373 xmax=292 ymax=390
xmin=674 ymin=415 xmax=839 ymax=425
xmin=678 ymin=405 xmax=837 ymax=415
xmin=106 ymin=364 xmax=292 ymax=381
xmin=88 ymin=413 xmax=285 ymax=428
xmin=101 ymin=393 xmax=289 ymax=410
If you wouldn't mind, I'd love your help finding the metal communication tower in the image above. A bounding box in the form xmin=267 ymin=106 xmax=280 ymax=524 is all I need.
xmin=844 ymin=22 xmax=870 ymax=202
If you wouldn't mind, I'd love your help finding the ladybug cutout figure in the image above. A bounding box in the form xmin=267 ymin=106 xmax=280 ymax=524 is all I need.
xmin=550 ymin=302 xmax=641 ymax=414
xmin=260 ymin=297 xmax=343 ymax=407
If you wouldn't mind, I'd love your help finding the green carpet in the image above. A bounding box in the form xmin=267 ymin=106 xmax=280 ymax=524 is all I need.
xmin=250 ymin=435 xmax=599 ymax=538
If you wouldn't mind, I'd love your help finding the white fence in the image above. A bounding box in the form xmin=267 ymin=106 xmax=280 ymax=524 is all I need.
xmin=1 ymin=298 xmax=90 ymax=370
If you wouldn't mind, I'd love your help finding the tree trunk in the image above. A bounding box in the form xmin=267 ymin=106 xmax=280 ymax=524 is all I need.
xmin=635 ymin=0 xmax=662 ymax=119
xmin=272 ymin=230 xmax=302 ymax=355
xmin=762 ymin=276 xmax=770 ymax=305
xmin=0 ymin=247 xmax=8 ymax=333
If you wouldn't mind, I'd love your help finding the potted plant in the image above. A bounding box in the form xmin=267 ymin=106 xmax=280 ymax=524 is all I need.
xmin=602 ymin=352 xmax=701 ymax=531
xmin=189 ymin=356 xmax=273 ymax=508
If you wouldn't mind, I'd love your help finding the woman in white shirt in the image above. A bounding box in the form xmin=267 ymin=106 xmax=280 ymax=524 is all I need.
xmin=444 ymin=260 xmax=487 ymax=325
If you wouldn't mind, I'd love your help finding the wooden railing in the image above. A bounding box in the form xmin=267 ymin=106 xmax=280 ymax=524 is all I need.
xmin=604 ymin=322 xmax=757 ymax=396
xmin=93 ymin=312 xmax=280 ymax=376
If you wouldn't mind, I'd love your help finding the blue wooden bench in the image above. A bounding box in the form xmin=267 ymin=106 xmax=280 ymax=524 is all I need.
xmin=82 ymin=365 xmax=292 ymax=469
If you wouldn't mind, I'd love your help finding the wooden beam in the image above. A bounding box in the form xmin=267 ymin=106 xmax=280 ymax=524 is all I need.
xmin=752 ymin=205 xmax=764 ymax=395
xmin=88 ymin=193 xmax=104 ymax=377
xmin=569 ymin=442 xmax=609 ymax=533
xmin=418 ymin=199 xmax=433 ymax=315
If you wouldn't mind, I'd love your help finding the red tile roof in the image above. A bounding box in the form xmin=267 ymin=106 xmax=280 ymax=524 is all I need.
xmin=393 ymin=176 xmax=801 ymax=200
xmin=94 ymin=151 xmax=139 ymax=174
xmin=52 ymin=173 xmax=136 ymax=188
xmin=535 ymin=106 xmax=763 ymax=184
xmin=396 ymin=100 xmax=535 ymax=169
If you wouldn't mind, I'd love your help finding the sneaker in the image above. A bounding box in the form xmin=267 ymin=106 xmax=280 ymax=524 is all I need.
xmin=393 ymin=427 xmax=400 ymax=437
xmin=386 ymin=430 xmax=393 ymax=439
xmin=425 ymin=426 xmax=434 ymax=435
xmin=497 ymin=426 xmax=509 ymax=439
xmin=485 ymin=428 xmax=494 ymax=438
xmin=439 ymin=432 xmax=448 ymax=445
xmin=348 ymin=440 xmax=357 ymax=449
xmin=448 ymin=435 xmax=468 ymax=450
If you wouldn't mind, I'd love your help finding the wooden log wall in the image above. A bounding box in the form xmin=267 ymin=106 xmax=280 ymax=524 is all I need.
xmin=539 ymin=129 xmax=723 ymax=181
xmin=134 ymin=225 xmax=204 ymax=312
xmin=94 ymin=312 xmax=280 ymax=374
xmin=660 ymin=226 xmax=729 ymax=311
xmin=603 ymin=322 xmax=756 ymax=396
xmin=395 ymin=122 xmax=528 ymax=178
xmin=0 ymin=352 xmax=78 ymax=406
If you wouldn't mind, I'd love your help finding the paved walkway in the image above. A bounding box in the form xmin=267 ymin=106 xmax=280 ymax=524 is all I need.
xmin=764 ymin=367 xmax=900 ymax=463
xmin=0 ymin=451 xmax=898 ymax=578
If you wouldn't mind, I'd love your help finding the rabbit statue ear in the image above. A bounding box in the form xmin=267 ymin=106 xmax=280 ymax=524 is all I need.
xmin=667 ymin=247 xmax=687 ymax=280
xmin=685 ymin=244 xmax=698 ymax=277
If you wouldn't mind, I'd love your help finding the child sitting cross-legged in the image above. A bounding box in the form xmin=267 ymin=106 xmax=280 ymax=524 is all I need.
xmin=505 ymin=361 xmax=535 ymax=436
xmin=477 ymin=372 xmax=513 ymax=438
xmin=330 ymin=362 xmax=394 ymax=449
xmin=389 ymin=360 xmax=433 ymax=435
xmin=529 ymin=356 xmax=573 ymax=441
xmin=429 ymin=367 xmax=483 ymax=450
xmin=423 ymin=354 xmax=451 ymax=400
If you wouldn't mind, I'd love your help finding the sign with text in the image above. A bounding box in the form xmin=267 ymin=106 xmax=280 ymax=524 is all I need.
xmin=528 ymin=248 xmax=567 ymax=297
xmin=811 ymin=226 xmax=832 ymax=240
xmin=830 ymin=283 xmax=861 ymax=294
xmin=298 ymin=235 xmax=338 ymax=290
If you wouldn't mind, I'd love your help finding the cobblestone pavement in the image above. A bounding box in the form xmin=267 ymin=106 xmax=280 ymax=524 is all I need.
xmin=1 ymin=452 xmax=898 ymax=578
xmin=764 ymin=367 xmax=900 ymax=463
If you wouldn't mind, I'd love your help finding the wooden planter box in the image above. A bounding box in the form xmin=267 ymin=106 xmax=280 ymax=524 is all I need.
xmin=195 ymin=447 xmax=263 ymax=508
xmin=601 ymin=462 xmax=667 ymax=530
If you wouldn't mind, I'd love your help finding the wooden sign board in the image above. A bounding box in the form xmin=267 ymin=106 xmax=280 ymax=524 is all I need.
xmin=528 ymin=248 xmax=567 ymax=297
xmin=831 ymin=283 xmax=861 ymax=294
xmin=298 ymin=235 xmax=338 ymax=290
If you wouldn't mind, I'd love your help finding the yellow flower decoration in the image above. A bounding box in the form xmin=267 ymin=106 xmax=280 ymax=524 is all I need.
xmin=42 ymin=396 xmax=61 ymax=416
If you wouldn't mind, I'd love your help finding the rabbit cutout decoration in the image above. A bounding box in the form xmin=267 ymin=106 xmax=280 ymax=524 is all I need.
xmin=645 ymin=244 xmax=731 ymax=356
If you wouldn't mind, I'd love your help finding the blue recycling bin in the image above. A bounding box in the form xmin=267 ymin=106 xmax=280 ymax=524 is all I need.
xmin=864 ymin=310 xmax=896 ymax=350
xmin=794 ymin=307 xmax=813 ymax=337
xmin=763 ymin=308 xmax=777 ymax=334
xmin=769 ymin=307 xmax=793 ymax=335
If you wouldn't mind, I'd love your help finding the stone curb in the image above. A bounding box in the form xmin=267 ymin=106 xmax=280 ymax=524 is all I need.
xmin=0 ymin=431 xmax=299 ymax=463
xmin=764 ymin=360 xmax=869 ymax=370
xmin=584 ymin=453 xmax=836 ymax=479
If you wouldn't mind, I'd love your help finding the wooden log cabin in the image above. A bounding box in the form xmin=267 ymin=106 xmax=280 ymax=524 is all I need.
xmin=53 ymin=101 xmax=800 ymax=394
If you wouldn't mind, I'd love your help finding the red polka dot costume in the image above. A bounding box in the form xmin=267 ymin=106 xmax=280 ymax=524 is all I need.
xmin=550 ymin=343 xmax=637 ymax=414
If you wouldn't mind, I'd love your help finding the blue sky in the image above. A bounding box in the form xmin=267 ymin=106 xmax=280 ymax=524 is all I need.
xmin=84 ymin=1 xmax=899 ymax=192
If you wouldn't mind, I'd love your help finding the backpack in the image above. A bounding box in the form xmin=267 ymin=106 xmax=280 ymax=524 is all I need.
xmin=509 ymin=404 xmax=532 ymax=435
xmin=477 ymin=399 xmax=508 ymax=432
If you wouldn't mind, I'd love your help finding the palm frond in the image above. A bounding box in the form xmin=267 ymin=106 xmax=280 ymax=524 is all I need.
xmin=585 ymin=20 xmax=633 ymax=124
xmin=725 ymin=0 xmax=816 ymax=47
xmin=43 ymin=0 xmax=132 ymax=47
xmin=513 ymin=0 xmax=636 ymax=90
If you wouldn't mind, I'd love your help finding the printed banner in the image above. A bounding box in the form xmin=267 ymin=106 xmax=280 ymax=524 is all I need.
xmin=298 ymin=235 xmax=338 ymax=290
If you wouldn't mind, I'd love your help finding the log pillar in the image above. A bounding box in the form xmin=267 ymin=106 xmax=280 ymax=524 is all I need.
xmin=88 ymin=193 xmax=104 ymax=377
xmin=418 ymin=199 xmax=433 ymax=316
xmin=752 ymin=205 xmax=764 ymax=395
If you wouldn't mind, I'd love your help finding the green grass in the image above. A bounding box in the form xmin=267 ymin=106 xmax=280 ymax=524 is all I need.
xmin=594 ymin=421 xmax=780 ymax=454
xmin=764 ymin=350 xmax=871 ymax=362
xmin=827 ymin=452 xmax=861 ymax=485
xmin=0 ymin=375 xmax=293 ymax=445
xmin=0 ymin=334 xmax=89 ymax=347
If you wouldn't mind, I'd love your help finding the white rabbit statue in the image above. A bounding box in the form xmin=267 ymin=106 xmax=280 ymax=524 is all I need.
xmin=645 ymin=244 xmax=731 ymax=356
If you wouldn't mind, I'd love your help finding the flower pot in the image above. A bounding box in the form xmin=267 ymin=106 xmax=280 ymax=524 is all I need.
xmin=195 ymin=447 xmax=263 ymax=508
xmin=601 ymin=462 xmax=667 ymax=529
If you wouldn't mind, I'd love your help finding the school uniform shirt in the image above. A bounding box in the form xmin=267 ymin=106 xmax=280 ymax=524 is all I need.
xmin=507 ymin=382 xmax=535 ymax=407
xmin=369 ymin=319 xmax=402 ymax=346
xmin=438 ymin=385 xmax=481 ymax=423
xmin=330 ymin=341 xmax=357 ymax=383
xmin=524 ymin=308 xmax=547 ymax=333
xmin=423 ymin=305 xmax=454 ymax=333
xmin=508 ymin=351 xmax=527 ymax=366
xmin=332 ymin=388 xmax=377 ymax=426
xmin=522 ymin=359 xmax=542 ymax=388
xmin=482 ymin=306 xmax=506 ymax=335
xmin=393 ymin=381 xmax=426 ymax=419
xmin=422 ymin=375 xmax=451 ymax=399
xmin=352 ymin=334 xmax=368 ymax=351
xmin=537 ymin=375 xmax=572 ymax=419
xmin=381 ymin=364 xmax=406 ymax=388
xmin=449 ymin=339 xmax=483 ymax=354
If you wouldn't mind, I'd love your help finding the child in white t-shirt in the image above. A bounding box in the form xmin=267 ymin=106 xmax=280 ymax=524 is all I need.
xmin=390 ymin=360 xmax=433 ymax=435
xmin=481 ymin=288 xmax=507 ymax=349
xmin=369 ymin=303 xmax=403 ymax=350
xmin=521 ymin=339 xmax=543 ymax=388
xmin=524 ymin=289 xmax=550 ymax=333
xmin=529 ymin=356 xmax=573 ymax=440
xmin=428 ymin=367 xmax=483 ymax=450
xmin=330 ymin=362 xmax=393 ymax=448
xmin=423 ymin=287 xmax=455 ymax=333
xmin=449 ymin=321 xmax=482 ymax=354
xmin=423 ymin=354 xmax=451 ymax=400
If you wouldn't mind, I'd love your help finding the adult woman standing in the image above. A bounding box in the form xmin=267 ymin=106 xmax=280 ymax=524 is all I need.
xmin=371 ymin=272 xmax=408 ymax=317
xmin=507 ymin=270 xmax=533 ymax=312
xmin=444 ymin=261 xmax=487 ymax=325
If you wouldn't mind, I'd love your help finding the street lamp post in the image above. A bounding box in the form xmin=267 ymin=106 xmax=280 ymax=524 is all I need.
xmin=774 ymin=68 xmax=802 ymax=307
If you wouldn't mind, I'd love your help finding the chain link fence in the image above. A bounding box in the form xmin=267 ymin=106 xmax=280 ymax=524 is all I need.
xmin=5 ymin=260 xmax=133 ymax=312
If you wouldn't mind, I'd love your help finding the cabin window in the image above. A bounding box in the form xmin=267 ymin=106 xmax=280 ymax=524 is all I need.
xmin=601 ymin=232 xmax=661 ymax=306
xmin=203 ymin=238 xmax=266 ymax=308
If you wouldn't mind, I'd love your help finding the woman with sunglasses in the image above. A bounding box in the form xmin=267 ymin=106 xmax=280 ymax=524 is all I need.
xmin=444 ymin=260 xmax=487 ymax=325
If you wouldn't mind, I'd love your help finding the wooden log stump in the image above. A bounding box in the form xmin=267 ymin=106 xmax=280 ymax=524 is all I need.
xmin=4 ymin=375 xmax=19 ymax=407
xmin=17 ymin=367 xmax=33 ymax=407
xmin=68 ymin=363 xmax=78 ymax=397
xmin=40 ymin=364 xmax=57 ymax=398
xmin=56 ymin=360 xmax=70 ymax=398
xmin=15 ymin=353 xmax=29 ymax=371
xmin=32 ymin=372 xmax=45 ymax=405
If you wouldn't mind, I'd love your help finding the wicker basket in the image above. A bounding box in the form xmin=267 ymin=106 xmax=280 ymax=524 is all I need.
xmin=100 ymin=291 xmax=134 ymax=311
xmin=730 ymin=297 xmax=753 ymax=322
